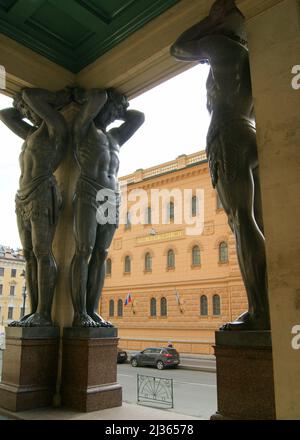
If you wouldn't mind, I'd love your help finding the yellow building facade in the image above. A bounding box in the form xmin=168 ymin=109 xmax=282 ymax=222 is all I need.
xmin=0 ymin=246 xmax=26 ymax=326
xmin=101 ymin=151 xmax=248 ymax=354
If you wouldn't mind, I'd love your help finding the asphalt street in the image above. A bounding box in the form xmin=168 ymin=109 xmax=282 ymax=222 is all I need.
xmin=117 ymin=363 xmax=217 ymax=419
xmin=0 ymin=350 xmax=217 ymax=420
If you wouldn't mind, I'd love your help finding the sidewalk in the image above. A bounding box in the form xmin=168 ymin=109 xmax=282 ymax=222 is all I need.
xmin=125 ymin=350 xmax=216 ymax=373
xmin=0 ymin=402 xmax=203 ymax=420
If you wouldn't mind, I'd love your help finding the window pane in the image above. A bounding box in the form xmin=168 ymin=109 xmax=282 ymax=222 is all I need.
xmin=200 ymin=295 xmax=208 ymax=316
xmin=167 ymin=250 xmax=175 ymax=268
xmin=11 ymin=268 xmax=16 ymax=278
xmin=146 ymin=207 xmax=152 ymax=224
xmin=145 ymin=253 xmax=152 ymax=271
xmin=192 ymin=196 xmax=197 ymax=217
xmin=192 ymin=246 xmax=201 ymax=265
xmin=117 ymin=299 xmax=123 ymax=317
xmin=125 ymin=212 xmax=131 ymax=229
xmin=213 ymin=295 xmax=221 ymax=316
xmin=10 ymin=285 xmax=15 ymax=296
xmin=109 ymin=300 xmax=114 ymax=317
xmin=161 ymin=297 xmax=167 ymax=316
xmin=0 ymin=284 xmax=2 ymax=295
xmin=0 ymin=267 xmax=4 ymax=276
xmin=150 ymin=298 xmax=156 ymax=316
xmin=8 ymin=307 xmax=13 ymax=320
xmin=219 ymin=242 xmax=228 ymax=263
xmin=167 ymin=202 xmax=174 ymax=222
xmin=125 ymin=256 xmax=131 ymax=273
xmin=106 ymin=259 xmax=112 ymax=275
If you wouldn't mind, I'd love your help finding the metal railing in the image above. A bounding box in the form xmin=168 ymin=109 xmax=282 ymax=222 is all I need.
xmin=137 ymin=373 xmax=174 ymax=408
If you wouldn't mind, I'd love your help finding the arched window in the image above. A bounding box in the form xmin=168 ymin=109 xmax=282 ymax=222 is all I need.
xmin=109 ymin=299 xmax=114 ymax=317
xmin=125 ymin=212 xmax=131 ymax=230
xmin=192 ymin=196 xmax=197 ymax=217
xmin=167 ymin=249 xmax=175 ymax=268
xmin=160 ymin=297 xmax=167 ymax=316
xmin=124 ymin=256 xmax=131 ymax=273
xmin=213 ymin=294 xmax=221 ymax=316
xmin=106 ymin=258 xmax=112 ymax=276
xmin=150 ymin=298 xmax=157 ymax=317
xmin=168 ymin=201 xmax=174 ymax=222
xmin=145 ymin=253 xmax=152 ymax=272
xmin=219 ymin=242 xmax=228 ymax=263
xmin=200 ymin=295 xmax=208 ymax=316
xmin=117 ymin=299 xmax=123 ymax=317
xmin=192 ymin=245 xmax=201 ymax=266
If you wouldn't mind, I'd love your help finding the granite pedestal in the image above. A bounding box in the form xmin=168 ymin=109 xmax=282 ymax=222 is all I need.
xmin=0 ymin=327 xmax=60 ymax=412
xmin=211 ymin=331 xmax=276 ymax=420
xmin=61 ymin=327 xmax=122 ymax=412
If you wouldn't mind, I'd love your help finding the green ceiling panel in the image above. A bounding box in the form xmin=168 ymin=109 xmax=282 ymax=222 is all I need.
xmin=0 ymin=0 xmax=180 ymax=73
xmin=0 ymin=0 xmax=16 ymax=12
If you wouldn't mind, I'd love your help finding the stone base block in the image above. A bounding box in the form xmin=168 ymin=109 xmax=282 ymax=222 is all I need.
xmin=0 ymin=327 xmax=60 ymax=412
xmin=61 ymin=327 xmax=122 ymax=412
xmin=211 ymin=331 xmax=276 ymax=420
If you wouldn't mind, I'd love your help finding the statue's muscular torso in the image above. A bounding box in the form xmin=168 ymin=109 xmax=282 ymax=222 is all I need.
xmin=19 ymin=122 xmax=64 ymax=189
xmin=75 ymin=122 xmax=120 ymax=191
xmin=206 ymin=38 xmax=254 ymax=132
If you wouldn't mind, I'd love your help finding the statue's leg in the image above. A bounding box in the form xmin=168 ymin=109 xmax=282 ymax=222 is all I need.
xmin=25 ymin=215 xmax=57 ymax=326
xmin=253 ymin=165 xmax=265 ymax=235
xmin=9 ymin=214 xmax=38 ymax=326
xmin=215 ymin=128 xmax=270 ymax=330
xmin=70 ymin=195 xmax=98 ymax=327
xmin=86 ymin=223 xmax=117 ymax=327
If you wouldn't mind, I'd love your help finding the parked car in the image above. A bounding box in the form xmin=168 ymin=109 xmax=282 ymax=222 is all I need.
xmin=130 ymin=347 xmax=180 ymax=370
xmin=117 ymin=348 xmax=128 ymax=364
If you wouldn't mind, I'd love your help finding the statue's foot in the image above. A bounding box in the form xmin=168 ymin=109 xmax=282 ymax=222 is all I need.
xmin=8 ymin=313 xmax=36 ymax=327
xmin=72 ymin=313 xmax=99 ymax=328
xmin=23 ymin=313 xmax=53 ymax=327
xmin=89 ymin=312 xmax=114 ymax=328
xmin=220 ymin=311 xmax=270 ymax=331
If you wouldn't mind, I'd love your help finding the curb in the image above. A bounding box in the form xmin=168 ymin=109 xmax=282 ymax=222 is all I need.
xmin=122 ymin=359 xmax=216 ymax=373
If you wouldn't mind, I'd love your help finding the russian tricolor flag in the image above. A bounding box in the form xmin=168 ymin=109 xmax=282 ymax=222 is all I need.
xmin=124 ymin=293 xmax=132 ymax=306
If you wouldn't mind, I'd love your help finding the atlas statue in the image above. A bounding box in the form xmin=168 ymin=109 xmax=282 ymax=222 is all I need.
xmin=171 ymin=0 xmax=270 ymax=330
xmin=0 ymin=88 xmax=71 ymax=326
xmin=70 ymin=87 xmax=145 ymax=327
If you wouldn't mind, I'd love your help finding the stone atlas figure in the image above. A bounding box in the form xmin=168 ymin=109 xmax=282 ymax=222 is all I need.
xmin=0 ymin=88 xmax=70 ymax=326
xmin=70 ymin=88 xmax=145 ymax=327
xmin=171 ymin=0 xmax=270 ymax=330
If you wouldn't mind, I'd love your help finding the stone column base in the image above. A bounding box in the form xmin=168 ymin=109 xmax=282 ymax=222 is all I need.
xmin=0 ymin=327 xmax=60 ymax=412
xmin=211 ymin=331 xmax=276 ymax=420
xmin=61 ymin=327 xmax=122 ymax=412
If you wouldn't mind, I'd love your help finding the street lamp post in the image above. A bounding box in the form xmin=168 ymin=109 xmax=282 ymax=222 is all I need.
xmin=20 ymin=270 xmax=27 ymax=318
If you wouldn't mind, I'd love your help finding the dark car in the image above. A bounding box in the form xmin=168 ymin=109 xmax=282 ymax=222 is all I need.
xmin=117 ymin=348 xmax=128 ymax=364
xmin=130 ymin=347 xmax=180 ymax=370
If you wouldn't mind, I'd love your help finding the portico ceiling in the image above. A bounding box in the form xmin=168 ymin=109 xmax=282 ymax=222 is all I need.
xmin=0 ymin=0 xmax=179 ymax=73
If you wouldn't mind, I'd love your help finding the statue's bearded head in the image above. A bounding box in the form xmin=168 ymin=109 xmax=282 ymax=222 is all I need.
xmin=95 ymin=88 xmax=129 ymax=130
xmin=13 ymin=93 xmax=42 ymax=127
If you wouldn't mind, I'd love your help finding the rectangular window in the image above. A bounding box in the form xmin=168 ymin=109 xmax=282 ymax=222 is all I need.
xmin=8 ymin=307 xmax=13 ymax=320
xmin=0 ymin=284 xmax=2 ymax=295
xmin=10 ymin=285 xmax=15 ymax=296
xmin=0 ymin=267 xmax=4 ymax=276
xmin=11 ymin=268 xmax=16 ymax=278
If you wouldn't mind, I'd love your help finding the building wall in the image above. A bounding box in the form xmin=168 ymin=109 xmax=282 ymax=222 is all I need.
xmin=100 ymin=152 xmax=248 ymax=354
xmin=0 ymin=247 xmax=27 ymax=326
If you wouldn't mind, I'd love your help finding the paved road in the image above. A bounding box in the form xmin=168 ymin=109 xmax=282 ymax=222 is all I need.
xmin=117 ymin=363 xmax=217 ymax=420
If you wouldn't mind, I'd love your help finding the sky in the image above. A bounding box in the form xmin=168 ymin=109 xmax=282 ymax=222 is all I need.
xmin=0 ymin=64 xmax=210 ymax=248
